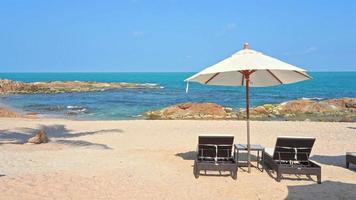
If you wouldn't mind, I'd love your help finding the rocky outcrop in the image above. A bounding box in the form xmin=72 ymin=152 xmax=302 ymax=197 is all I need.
xmin=244 ymin=98 xmax=355 ymax=121
xmin=145 ymin=102 xmax=238 ymax=120
xmin=0 ymin=79 xmax=161 ymax=94
xmin=0 ymin=107 xmax=38 ymax=118
xmin=145 ymin=98 xmax=356 ymax=122
xmin=27 ymin=130 xmax=49 ymax=144
xmin=0 ymin=107 xmax=23 ymax=118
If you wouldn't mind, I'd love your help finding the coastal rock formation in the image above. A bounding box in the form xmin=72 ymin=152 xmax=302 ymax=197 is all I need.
xmin=145 ymin=102 xmax=238 ymax=120
xmin=0 ymin=79 xmax=161 ymax=94
xmin=0 ymin=107 xmax=38 ymax=118
xmin=145 ymin=98 xmax=356 ymax=122
xmin=245 ymin=98 xmax=355 ymax=121
xmin=0 ymin=107 xmax=23 ymax=118
xmin=27 ymin=130 xmax=49 ymax=144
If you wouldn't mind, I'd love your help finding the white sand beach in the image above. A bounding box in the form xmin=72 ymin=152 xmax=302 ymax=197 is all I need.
xmin=0 ymin=118 xmax=355 ymax=199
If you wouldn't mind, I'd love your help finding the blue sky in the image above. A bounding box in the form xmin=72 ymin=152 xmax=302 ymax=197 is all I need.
xmin=0 ymin=0 xmax=355 ymax=72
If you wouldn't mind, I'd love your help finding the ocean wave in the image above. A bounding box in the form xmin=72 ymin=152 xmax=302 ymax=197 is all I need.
xmin=140 ymin=83 xmax=158 ymax=86
xmin=300 ymin=97 xmax=324 ymax=101
xmin=26 ymin=104 xmax=66 ymax=111
xmin=67 ymin=105 xmax=87 ymax=113
xmin=138 ymin=83 xmax=164 ymax=88
xmin=67 ymin=105 xmax=82 ymax=109
xmin=66 ymin=105 xmax=88 ymax=115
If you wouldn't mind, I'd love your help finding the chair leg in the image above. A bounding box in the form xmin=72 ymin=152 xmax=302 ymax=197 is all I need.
xmin=276 ymin=171 xmax=281 ymax=182
xmin=231 ymin=170 xmax=237 ymax=180
xmin=346 ymin=161 xmax=349 ymax=169
xmin=231 ymin=166 xmax=238 ymax=180
xmin=193 ymin=161 xmax=199 ymax=178
xmin=317 ymin=174 xmax=321 ymax=184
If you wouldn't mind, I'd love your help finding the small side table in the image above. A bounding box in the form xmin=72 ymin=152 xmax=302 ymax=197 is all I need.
xmin=234 ymin=144 xmax=265 ymax=172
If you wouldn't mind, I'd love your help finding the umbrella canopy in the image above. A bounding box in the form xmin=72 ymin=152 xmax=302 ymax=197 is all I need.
xmin=185 ymin=43 xmax=311 ymax=173
xmin=186 ymin=43 xmax=311 ymax=86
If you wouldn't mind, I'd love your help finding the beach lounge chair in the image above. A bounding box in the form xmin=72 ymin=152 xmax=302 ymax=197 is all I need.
xmin=263 ymin=136 xmax=321 ymax=184
xmin=346 ymin=152 xmax=356 ymax=169
xmin=194 ymin=134 xmax=238 ymax=179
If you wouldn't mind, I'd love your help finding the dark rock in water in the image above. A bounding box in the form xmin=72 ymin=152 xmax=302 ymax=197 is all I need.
xmin=66 ymin=111 xmax=78 ymax=116
xmin=0 ymin=79 xmax=161 ymax=94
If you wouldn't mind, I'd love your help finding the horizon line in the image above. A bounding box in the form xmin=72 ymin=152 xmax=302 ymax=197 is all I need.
xmin=0 ymin=70 xmax=355 ymax=73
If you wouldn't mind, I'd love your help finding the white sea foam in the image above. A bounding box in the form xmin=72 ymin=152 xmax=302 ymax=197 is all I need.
xmin=67 ymin=105 xmax=81 ymax=109
xmin=301 ymin=97 xmax=324 ymax=101
xmin=67 ymin=106 xmax=87 ymax=113
xmin=137 ymin=83 xmax=163 ymax=88
xmin=280 ymin=102 xmax=288 ymax=106
xmin=139 ymin=83 xmax=158 ymax=86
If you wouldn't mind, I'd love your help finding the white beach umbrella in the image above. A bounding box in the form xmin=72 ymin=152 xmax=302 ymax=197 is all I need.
xmin=185 ymin=43 xmax=311 ymax=173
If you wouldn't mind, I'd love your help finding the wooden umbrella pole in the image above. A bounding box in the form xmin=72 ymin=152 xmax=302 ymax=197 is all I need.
xmin=245 ymin=73 xmax=251 ymax=173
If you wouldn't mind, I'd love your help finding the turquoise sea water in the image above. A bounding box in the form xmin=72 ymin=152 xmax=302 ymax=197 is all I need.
xmin=0 ymin=72 xmax=355 ymax=120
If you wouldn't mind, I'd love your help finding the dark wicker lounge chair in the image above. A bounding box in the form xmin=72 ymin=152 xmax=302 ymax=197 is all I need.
xmin=194 ymin=134 xmax=238 ymax=179
xmin=263 ymin=136 xmax=321 ymax=184
xmin=346 ymin=152 xmax=356 ymax=168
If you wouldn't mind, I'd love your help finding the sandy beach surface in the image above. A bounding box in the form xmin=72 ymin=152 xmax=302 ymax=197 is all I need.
xmin=0 ymin=118 xmax=355 ymax=200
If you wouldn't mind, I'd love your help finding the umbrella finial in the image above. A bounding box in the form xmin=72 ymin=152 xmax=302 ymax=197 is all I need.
xmin=243 ymin=42 xmax=250 ymax=49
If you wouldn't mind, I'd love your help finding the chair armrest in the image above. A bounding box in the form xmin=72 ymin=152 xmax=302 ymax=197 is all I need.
xmin=308 ymin=159 xmax=321 ymax=168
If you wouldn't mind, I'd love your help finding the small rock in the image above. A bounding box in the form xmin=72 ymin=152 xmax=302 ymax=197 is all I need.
xmin=345 ymin=102 xmax=356 ymax=109
xmin=250 ymin=106 xmax=268 ymax=115
xmin=27 ymin=130 xmax=49 ymax=144
xmin=178 ymin=103 xmax=192 ymax=110
xmin=224 ymin=107 xmax=233 ymax=113
xmin=66 ymin=111 xmax=78 ymax=116
xmin=340 ymin=115 xmax=355 ymax=122
xmin=284 ymin=113 xmax=296 ymax=118
xmin=268 ymin=114 xmax=276 ymax=118
xmin=26 ymin=112 xmax=38 ymax=116
xmin=263 ymin=104 xmax=275 ymax=111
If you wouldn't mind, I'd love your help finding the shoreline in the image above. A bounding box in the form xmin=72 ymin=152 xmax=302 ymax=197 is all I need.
xmin=0 ymin=97 xmax=355 ymax=122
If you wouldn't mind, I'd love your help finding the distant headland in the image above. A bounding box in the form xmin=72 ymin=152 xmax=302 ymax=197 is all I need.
xmin=0 ymin=79 xmax=161 ymax=94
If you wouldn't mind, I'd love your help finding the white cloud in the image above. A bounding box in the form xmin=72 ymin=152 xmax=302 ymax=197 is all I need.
xmin=131 ymin=31 xmax=145 ymax=38
xmin=225 ymin=23 xmax=237 ymax=31
xmin=303 ymin=46 xmax=318 ymax=54
xmin=282 ymin=46 xmax=318 ymax=56
xmin=216 ymin=22 xmax=237 ymax=37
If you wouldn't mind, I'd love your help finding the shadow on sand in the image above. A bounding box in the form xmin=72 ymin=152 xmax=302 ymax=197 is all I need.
xmin=175 ymin=151 xmax=196 ymax=160
xmin=175 ymin=151 xmax=261 ymax=175
xmin=264 ymin=165 xmax=318 ymax=183
xmin=310 ymin=155 xmax=356 ymax=171
xmin=286 ymin=181 xmax=356 ymax=200
xmin=0 ymin=124 xmax=122 ymax=149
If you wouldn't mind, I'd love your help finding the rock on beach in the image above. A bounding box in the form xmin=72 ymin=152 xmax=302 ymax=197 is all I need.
xmin=145 ymin=98 xmax=356 ymax=122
